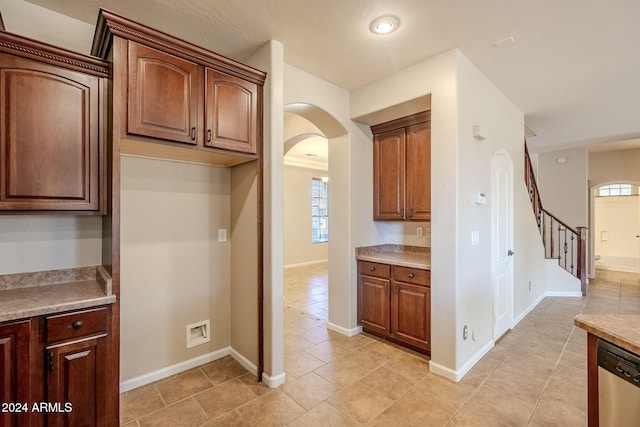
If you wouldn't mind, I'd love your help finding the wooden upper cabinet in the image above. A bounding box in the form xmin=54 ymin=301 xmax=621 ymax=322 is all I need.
xmin=205 ymin=69 xmax=258 ymax=154
xmin=128 ymin=42 xmax=201 ymax=145
xmin=92 ymin=11 xmax=266 ymax=161
xmin=372 ymin=111 xmax=431 ymax=221
xmin=406 ymin=121 xmax=431 ymax=221
xmin=0 ymin=37 xmax=108 ymax=212
xmin=373 ymin=128 xmax=406 ymax=220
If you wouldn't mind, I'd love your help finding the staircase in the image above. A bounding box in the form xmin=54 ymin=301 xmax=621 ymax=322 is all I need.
xmin=524 ymin=143 xmax=587 ymax=296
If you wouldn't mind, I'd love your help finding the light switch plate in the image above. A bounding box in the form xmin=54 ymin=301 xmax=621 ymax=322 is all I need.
xmin=218 ymin=228 xmax=227 ymax=242
xmin=471 ymin=230 xmax=479 ymax=245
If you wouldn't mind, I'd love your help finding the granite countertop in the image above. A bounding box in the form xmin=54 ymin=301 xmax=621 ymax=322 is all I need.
xmin=356 ymin=244 xmax=430 ymax=270
xmin=574 ymin=314 xmax=640 ymax=355
xmin=0 ymin=265 xmax=116 ymax=323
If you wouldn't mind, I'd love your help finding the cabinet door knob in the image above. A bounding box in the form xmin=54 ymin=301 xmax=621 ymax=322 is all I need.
xmin=408 ymin=208 xmax=414 ymax=217
xmin=409 ymin=273 xmax=415 ymax=278
xmin=207 ymin=129 xmax=212 ymax=142
xmin=370 ymin=267 xmax=375 ymax=271
xmin=72 ymin=320 xmax=83 ymax=330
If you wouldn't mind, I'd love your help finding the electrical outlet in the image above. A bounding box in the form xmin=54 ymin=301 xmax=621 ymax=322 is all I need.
xmin=463 ymin=324 xmax=468 ymax=340
xmin=529 ymin=281 xmax=532 ymax=291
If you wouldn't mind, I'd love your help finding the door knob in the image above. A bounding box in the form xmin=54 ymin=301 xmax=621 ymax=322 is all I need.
xmin=507 ymin=250 xmax=514 ymax=256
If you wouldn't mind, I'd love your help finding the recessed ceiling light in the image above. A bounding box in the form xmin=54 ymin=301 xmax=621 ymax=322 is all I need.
xmin=370 ymin=15 xmax=400 ymax=35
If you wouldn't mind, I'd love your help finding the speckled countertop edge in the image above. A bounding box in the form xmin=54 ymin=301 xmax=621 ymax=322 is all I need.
xmin=0 ymin=266 xmax=115 ymax=323
xmin=356 ymin=244 xmax=430 ymax=270
xmin=574 ymin=314 xmax=640 ymax=355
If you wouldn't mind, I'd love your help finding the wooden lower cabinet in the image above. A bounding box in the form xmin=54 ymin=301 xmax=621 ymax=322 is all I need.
xmin=0 ymin=319 xmax=38 ymax=427
xmin=358 ymin=261 xmax=430 ymax=354
xmin=46 ymin=335 xmax=108 ymax=426
xmin=358 ymin=275 xmax=390 ymax=336
xmin=0 ymin=306 xmax=111 ymax=427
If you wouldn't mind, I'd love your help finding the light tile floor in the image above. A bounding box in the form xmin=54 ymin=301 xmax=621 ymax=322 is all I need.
xmin=120 ymin=265 xmax=640 ymax=426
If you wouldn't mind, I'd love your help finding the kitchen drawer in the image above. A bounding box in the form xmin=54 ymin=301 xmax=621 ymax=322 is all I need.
xmin=358 ymin=261 xmax=391 ymax=279
xmin=393 ymin=266 xmax=429 ymax=286
xmin=46 ymin=306 xmax=108 ymax=343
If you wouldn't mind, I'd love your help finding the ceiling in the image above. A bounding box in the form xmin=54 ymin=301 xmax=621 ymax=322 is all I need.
xmin=14 ymin=0 xmax=640 ymax=153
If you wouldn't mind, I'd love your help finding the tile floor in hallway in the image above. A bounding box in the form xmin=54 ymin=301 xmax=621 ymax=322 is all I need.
xmin=119 ymin=264 xmax=640 ymax=426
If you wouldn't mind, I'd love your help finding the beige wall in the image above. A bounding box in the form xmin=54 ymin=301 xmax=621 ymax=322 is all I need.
xmin=590 ymin=148 xmax=640 ymax=186
xmin=0 ymin=215 xmax=103 ymax=275
xmin=284 ymin=165 xmax=329 ymax=266
xmin=120 ymin=156 xmax=231 ymax=381
xmin=0 ymin=0 xmax=94 ymax=54
xmin=350 ymin=49 xmax=547 ymax=380
xmin=538 ymin=147 xmax=589 ymax=228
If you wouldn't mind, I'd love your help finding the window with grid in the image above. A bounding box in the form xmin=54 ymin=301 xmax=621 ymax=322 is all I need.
xmin=597 ymin=183 xmax=637 ymax=197
xmin=311 ymin=178 xmax=328 ymax=243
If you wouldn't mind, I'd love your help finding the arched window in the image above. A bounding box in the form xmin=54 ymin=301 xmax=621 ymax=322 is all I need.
xmin=597 ymin=183 xmax=638 ymax=197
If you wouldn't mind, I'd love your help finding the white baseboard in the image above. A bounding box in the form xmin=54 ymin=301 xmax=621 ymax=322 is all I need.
xmin=429 ymin=340 xmax=494 ymax=383
xmin=119 ymin=347 xmax=231 ymax=393
xmin=513 ymin=293 xmax=546 ymax=326
xmin=262 ymin=371 xmax=286 ymax=388
xmin=545 ymin=291 xmax=583 ymax=297
xmin=284 ymin=259 xmax=329 ymax=269
xmin=230 ymin=348 xmax=257 ymax=376
xmin=119 ymin=347 xmax=269 ymax=393
xmin=326 ymin=322 xmax=362 ymax=337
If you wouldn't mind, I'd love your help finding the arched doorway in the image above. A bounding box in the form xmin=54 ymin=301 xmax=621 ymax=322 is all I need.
xmin=281 ymin=103 xmax=347 ymax=376
xmin=592 ymin=182 xmax=640 ymax=272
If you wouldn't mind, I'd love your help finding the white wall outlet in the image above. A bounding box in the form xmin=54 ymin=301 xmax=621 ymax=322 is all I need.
xmin=186 ymin=320 xmax=211 ymax=348
xmin=218 ymin=228 xmax=227 ymax=242
xmin=416 ymin=226 xmax=423 ymax=237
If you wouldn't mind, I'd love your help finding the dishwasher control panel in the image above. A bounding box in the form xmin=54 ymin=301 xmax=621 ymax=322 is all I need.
xmin=598 ymin=339 xmax=640 ymax=386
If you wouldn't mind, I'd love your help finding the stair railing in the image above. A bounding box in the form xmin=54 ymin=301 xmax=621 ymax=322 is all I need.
xmin=524 ymin=144 xmax=587 ymax=295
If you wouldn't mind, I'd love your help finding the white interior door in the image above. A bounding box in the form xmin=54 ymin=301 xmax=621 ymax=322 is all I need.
xmin=492 ymin=150 xmax=513 ymax=341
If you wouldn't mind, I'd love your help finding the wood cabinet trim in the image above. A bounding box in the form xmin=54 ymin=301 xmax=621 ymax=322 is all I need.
xmin=370 ymin=110 xmax=431 ymax=135
xmin=0 ymin=31 xmax=109 ymax=77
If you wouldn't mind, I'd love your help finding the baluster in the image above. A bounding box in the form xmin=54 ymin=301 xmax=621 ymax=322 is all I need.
xmin=563 ymin=227 xmax=568 ymax=270
xmin=570 ymin=233 xmax=575 ymax=274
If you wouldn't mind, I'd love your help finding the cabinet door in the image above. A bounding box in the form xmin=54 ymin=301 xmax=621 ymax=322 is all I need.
xmin=358 ymin=275 xmax=390 ymax=336
xmin=373 ymin=128 xmax=406 ymax=220
xmin=406 ymin=121 xmax=431 ymax=220
xmin=128 ymin=42 xmax=201 ymax=145
xmin=46 ymin=336 xmax=107 ymax=427
xmin=391 ymin=282 xmax=430 ymax=352
xmin=205 ymin=68 xmax=258 ymax=154
xmin=0 ymin=56 xmax=101 ymax=211
xmin=0 ymin=320 xmax=32 ymax=427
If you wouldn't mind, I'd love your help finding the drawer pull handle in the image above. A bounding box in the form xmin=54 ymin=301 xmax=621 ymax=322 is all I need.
xmin=370 ymin=267 xmax=375 ymax=271
xmin=72 ymin=320 xmax=83 ymax=330
xmin=207 ymin=129 xmax=212 ymax=142
xmin=409 ymin=273 xmax=415 ymax=278
xmin=191 ymin=127 xmax=196 ymax=140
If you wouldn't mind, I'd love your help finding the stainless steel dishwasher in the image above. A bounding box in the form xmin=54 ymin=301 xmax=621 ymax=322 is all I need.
xmin=598 ymin=339 xmax=640 ymax=426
